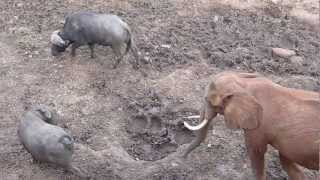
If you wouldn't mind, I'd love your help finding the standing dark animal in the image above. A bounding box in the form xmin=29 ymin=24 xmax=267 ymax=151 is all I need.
xmin=50 ymin=12 xmax=140 ymax=69
xmin=18 ymin=105 xmax=87 ymax=178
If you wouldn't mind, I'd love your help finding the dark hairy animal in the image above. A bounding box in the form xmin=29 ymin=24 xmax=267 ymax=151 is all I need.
xmin=18 ymin=105 xmax=87 ymax=178
xmin=51 ymin=12 xmax=140 ymax=69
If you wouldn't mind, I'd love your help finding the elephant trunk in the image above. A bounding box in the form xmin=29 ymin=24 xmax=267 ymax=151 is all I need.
xmin=182 ymin=101 xmax=217 ymax=158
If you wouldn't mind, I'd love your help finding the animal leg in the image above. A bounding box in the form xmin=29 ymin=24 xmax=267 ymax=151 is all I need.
xmin=279 ymin=154 xmax=306 ymax=180
xmin=31 ymin=156 xmax=40 ymax=164
xmin=112 ymin=44 xmax=125 ymax=69
xmin=71 ymin=43 xmax=81 ymax=57
xmin=146 ymin=116 xmax=152 ymax=129
xmin=88 ymin=44 xmax=95 ymax=58
xmin=245 ymin=136 xmax=267 ymax=180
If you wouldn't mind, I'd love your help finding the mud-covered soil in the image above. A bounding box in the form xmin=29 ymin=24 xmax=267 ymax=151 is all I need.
xmin=0 ymin=0 xmax=319 ymax=179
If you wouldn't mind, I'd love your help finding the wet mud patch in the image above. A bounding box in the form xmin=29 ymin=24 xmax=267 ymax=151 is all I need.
xmin=123 ymin=91 xmax=197 ymax=161
xmin=125 ymin=109 xmax=197 ymax=161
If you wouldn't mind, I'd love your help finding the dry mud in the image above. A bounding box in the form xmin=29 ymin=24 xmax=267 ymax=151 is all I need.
xmin=0 ymin=0 xmax=319 ymax=179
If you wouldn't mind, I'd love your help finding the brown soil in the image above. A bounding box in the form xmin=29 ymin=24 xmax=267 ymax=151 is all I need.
xmin=0 ymin=0 xmax=319 ymax=179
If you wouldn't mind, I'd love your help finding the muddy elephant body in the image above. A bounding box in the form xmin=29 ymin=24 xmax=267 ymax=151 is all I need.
xmin=18 ymin=105 xmax=85 ymax=177
xmin=183 ymin=71 xmax=320 ymax=180
xmin=51 ymin=12 xmax=139 ymax=69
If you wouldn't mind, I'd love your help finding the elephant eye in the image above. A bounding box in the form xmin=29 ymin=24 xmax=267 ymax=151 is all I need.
xmin=225 ymin=94 xmax=233 ymax=100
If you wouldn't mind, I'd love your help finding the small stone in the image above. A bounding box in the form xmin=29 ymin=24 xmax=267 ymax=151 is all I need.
xmin=144 ymin=56 xmax=150 ymax=62
xmin=243 ymin=163 xmax=248 ymax=169
xmin=161 ymin=44 xmax=171 ymax=48
xmin=213 ymin=16 xmax=219 ymax=22
xmin=171 ymin=162 xmax=179 ymax=167
xmin=289 ymin=56 xmax=304 ymax=66
xmin=16 ymin=3 xmax=23 ymax=7
xmin=271 ymin=0 xmax=281 ymax=3
xmin=13 ymin=27 xmax=31 ymax=35
xmin=272 ymin=48 xmax=296 ymax=58
xmin=207 ymin=144 xmax=212 ymax=148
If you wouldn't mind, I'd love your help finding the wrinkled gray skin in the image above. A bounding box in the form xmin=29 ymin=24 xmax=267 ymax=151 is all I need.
xmin=51 ymin=12 xmax=140 ymax=69
xmin=18 ymin=105 xmax=87 ymax=178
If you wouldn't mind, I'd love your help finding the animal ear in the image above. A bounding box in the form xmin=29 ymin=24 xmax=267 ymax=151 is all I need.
xmin=50 ymin=30 xmax=66 ymax=47
xmin=64 ymin=40 xmax=70 ymax=46
xmin=223 ymin=93 xmax=262 ymax=130
xmin=34 ymin=105 xmax=52 ymax=121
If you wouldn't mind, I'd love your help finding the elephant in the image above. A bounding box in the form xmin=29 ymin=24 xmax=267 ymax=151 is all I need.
xmin=183 ymin=71 xmax=320 ymax=180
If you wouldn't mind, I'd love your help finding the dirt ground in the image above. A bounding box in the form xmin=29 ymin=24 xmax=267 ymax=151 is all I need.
xmin=0 ymin=0 xmax=319 ymax=179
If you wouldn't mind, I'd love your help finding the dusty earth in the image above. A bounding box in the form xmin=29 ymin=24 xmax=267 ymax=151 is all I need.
xmin=0 ymin=0 xmax=319 ymax=179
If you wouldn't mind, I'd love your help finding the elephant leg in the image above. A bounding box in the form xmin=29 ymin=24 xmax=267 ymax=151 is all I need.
xmin=245 ymin=135 xmax=267 ymax=180
xmin=279 ymin=154 xmax=306 ymax=180
xmin=247 ymin=147 xmax=267 ymax=180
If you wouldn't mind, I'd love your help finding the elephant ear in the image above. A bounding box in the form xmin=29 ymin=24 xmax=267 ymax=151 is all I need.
xmin=223 ymin=93 xmax=262 ymax=130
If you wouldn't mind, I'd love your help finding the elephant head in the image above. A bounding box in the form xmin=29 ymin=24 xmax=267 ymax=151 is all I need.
xmin=182 ymin=72 xmax=263 ymax=158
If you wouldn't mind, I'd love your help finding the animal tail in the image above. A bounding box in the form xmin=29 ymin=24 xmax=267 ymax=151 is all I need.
xmin=123 ymin=23 xmax=139 ymax=62
xmin=125 ymin=34 xmax=132 ymax=55
xmin=58 ymin=135 xmax=74 ymax=151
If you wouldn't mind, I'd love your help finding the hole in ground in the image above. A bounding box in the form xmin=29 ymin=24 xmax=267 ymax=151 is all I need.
xmin=125 ymin=110 xmax=196 ymax=161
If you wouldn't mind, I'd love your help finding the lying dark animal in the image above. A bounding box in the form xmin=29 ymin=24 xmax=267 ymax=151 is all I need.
xmin=18 ymin=105 xmax=87 ymax=178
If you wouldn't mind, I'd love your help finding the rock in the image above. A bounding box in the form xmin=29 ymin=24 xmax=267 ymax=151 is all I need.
xmin=16 ymin=3 xmax=24 ymax=7
xmin=213 ymin=16 xmax=219 ymax=22
xmin=272 ymin=48 xmax=296 ymax=58
xmin=171 ymin=162 xmax=179 ymax=167
xmin=275 ymin=75 xmax=319 ymax=91
xmin=289 ymin=55 xmax=304 ymax=67
xmin=161 ymin=44 xmax=171 ymax=48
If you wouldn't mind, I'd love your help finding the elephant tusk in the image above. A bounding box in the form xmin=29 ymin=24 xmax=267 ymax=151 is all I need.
xmin=184 ymin=119 xmax=208 ymax=131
